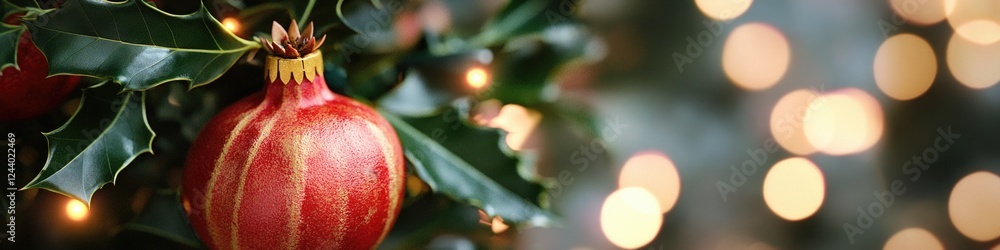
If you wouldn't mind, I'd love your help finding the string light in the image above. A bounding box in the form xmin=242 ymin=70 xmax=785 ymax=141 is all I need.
xmin=466 ymin=67 xmax=489 ymax=89
xmin=222 ymin=17 xmax=240 ymax=33
xmin=66 ymin=199 xmax=89 ymax=222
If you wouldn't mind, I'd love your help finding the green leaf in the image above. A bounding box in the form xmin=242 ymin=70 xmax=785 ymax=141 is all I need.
xmin=122 ymin=190 xmax=205 ymax=249
xmin=0 ymin=0 xmax=29 ymax=71
xmin=474 ymin=0 xmax=578 ymax=46
xmin=0 ymin=22 xmax=22 ymax=71
xmin=23 ymin=0 xmax=258 ymax=91
xmin=22 ymin=82 xmax=155 ymax=204
xmin=381 ymin=110 xmax=558 ymax=225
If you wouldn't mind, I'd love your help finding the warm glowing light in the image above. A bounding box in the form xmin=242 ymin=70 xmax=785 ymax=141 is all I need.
xmin=618 ymin=151 xmax=681 ymax=213
xmin=889 ymin=0 xmax=948 ymax=26
xmin=466 ymin=67 xmax=489 ymax=89
xmin=770 ymin=89 xmax=821 ymax=155
xmin=723 ymin=23 xmax=791 ymax=91
xmin=222 ymin=17 xmax=240 ymax=33
xmin=66 ymin=199 xmax=89 ymax=221
xmin=944 ymin=0 xmax=1000 ymax=44
xmin=874 ymin=34 xmax=937 ymax=100
xmin=947 ymin=33 xmax=1000 ymax=89
xmin=948 ymin=171 xmax=1000 ymax=241
xmin=486 ymin=104 xmax=542 ymax=151
xmin=762 ymin=157 xmax=825 ymax=221
xmin=491 ymin=216 xmax=509 ymax=234
xmin=695 ymin=0 xmax=753 ymax=21
xmin=803 ymin=89 xmax=884 ymax=155
xmin=600 ymin=187 xmax=662 ymax=249
xmin=955 ymin=19 xmax=1000 ymax=45
xmin=883 ymin=228 xmax=944 ymax=250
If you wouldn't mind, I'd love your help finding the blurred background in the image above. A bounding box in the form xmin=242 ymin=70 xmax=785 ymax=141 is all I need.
xmin=3 ymin=0 xmax=1000 ymax=249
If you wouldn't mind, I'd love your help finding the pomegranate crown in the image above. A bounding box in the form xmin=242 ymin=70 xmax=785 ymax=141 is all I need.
xmin=258 ymin=20 xmax=327 ymax=59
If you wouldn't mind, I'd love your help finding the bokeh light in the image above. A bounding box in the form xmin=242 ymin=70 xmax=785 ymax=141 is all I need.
xmin=762 ymin=157 xmax=825 ymax=221
xmin=222 ymin=17 xmax=240 ymax=33
xmin=491 ymin=216 xmax=509 ymax=234
xmin=803 ymin=89 xmax=884 ymax=155
xmin=600 ymin=187 xmax=662 ymax=249
xmin=889 ymin=0 xmax=948 ymax=26
xmin=723 ymin=23 xmax=791 ymax=91
xmin=770 ymin=89 xmax=821 ymax=155
xmin=883 ymin=228 xmax=944 ymax=250
xmin=874 ymin=34 xmax=937 ymax=100
xmin=466 ymin=67 xmax=490 ymax=89
xmin=66 ymin=199 xmax=89 ymax=222
xmin=618 ymin=151 xmax=682 ymax=213
xmin=948 ymin=171 xmax=1000 ymax=241
xmin=485 ymin=104 xmax=542 ymax=151
xmin=947 ymin=32 xmax=1000 ymax=89
xmin=695 ymin=0 xmax=753 ymax=21
xmin=944 ymin=0 xmax=1000 ymax=44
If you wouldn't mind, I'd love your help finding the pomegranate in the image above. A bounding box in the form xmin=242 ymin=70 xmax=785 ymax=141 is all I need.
xmin=0 ymin=14 xmax=81 ymax=122
xmin=182 ymin=21 xmax=405 ymax=249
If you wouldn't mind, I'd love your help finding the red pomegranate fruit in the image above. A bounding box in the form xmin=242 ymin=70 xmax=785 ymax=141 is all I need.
xmin=182 ymin=21 xmax=405 ymax=250
xmin=0 ymin=14 xmax=81 ymax=122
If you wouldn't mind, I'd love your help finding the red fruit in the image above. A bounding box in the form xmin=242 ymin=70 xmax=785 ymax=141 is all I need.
xmin=182 ymin=51 xmax=405 ymax=249
xmin=0 ymin=30 xmax=81 ymax=122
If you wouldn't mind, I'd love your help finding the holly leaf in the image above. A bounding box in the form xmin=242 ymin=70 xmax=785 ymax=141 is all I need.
xmin=0 ymin=0 xmax=29 ymax=71
xmin=474 ymin=0 xmax=579 ymax=46
xmin=381 ymin=110 xmax=558 ymax=225
xmin=23 ymin=0 xmax=258 ymax=91
xmin=22 ymin=82 xmax=155 ymax=204
xmin=122 ymin=190 xmax=205 ymax=249
xmin=0 ymin=21 xmax=21 ymax=71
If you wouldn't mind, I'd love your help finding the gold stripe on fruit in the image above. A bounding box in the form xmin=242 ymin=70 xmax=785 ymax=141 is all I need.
xmin=265 ymin=51 xmax=325 ymax=84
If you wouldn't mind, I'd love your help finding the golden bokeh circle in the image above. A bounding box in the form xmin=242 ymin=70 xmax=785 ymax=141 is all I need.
xmin=948 ymin=171 xmax=1000 ymax=241
xmin=874 ymin=34 xmax=937 ymax=100
xmin=723 ymin=23 xmax=791 ymax=91
xmin=803 ymin=89 xmax=884 ymax=155
xmin=600 ymin=187 xmax=663 ymax=249
xmin=618 ymin=151 xmax=682 ymax=213
xmin=947 ymin=33 xmax=1000 ymax=89
xmin=695 ymin=0 xmax=753 ymax=21
xmin=762 ymin=157 xmax=825 ymax=221
xmin=770 ymin=89 xmax=821 ymax=155
xmin=883 ymin=228 xmax=945 ymax=250
xmin=889 ymin=0 xmax=948 ymax=26
xmin=944 ymin=0 xmax=1000 ymax=44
